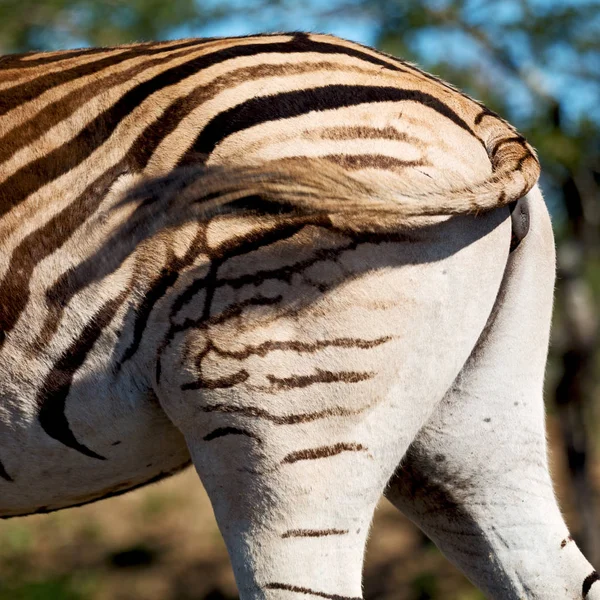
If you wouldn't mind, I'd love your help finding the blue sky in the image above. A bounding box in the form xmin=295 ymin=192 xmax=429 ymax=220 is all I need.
xmin=176 ymin=0 xmax=379 ymax=46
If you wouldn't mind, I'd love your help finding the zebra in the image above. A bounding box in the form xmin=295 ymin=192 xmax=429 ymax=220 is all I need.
xmin=0 ymin=31 xmax=597 ymax=599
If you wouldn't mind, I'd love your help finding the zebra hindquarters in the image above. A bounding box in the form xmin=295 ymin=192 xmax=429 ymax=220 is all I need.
xmin=385 ymin=186 xmax=600 ymax=599
xmin=153 ymin=208 xmax=510 ymax=600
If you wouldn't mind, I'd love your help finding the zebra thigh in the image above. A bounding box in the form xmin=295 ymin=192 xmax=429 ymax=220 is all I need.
xmin=385 ymin=186 xmax=600 ymax=600
xmin=153 ymin=209 xmax=509 ymax=600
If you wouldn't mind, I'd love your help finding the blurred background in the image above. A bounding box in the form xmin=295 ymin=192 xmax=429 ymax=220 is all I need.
xmin=0 ymin=0 xmax=598 ymax=598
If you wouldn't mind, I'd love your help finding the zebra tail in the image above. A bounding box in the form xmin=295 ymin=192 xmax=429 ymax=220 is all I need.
xmin=126 ymin=147 xmax=540 ymax=228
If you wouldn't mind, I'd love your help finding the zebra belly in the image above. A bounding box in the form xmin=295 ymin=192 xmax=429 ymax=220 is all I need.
xmin=0 ymin=376 xmax=190 ymax=517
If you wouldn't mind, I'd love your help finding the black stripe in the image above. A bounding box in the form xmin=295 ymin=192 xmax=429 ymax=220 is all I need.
xmin=156 ymin=220 xmax=316 ymax=383
xmin=583 ymin=571 xmax=599 ymax=598
xmin=288 ymin=31 xmax=409 ymax=73
xmin=300 ymin=31 xmax=499 ymax=114
xmin=281 ymin=528 xmax=348 ymax=538
xmin=0 ymin=42 xmax=216 ymax=164
xmin=114 ymin=266 xmax=179 ymax=372
xmin=0 ymin=38 xmax=207 ymax=116
xmin=1 ymin=38 xmax=295 ymax=215
xmin=0 ymin=458 xmax=13 ymax=482
xmin=1 ymin=39 xmax=278 ymax=216
xmin=171 ymin=220 xmax=311 ymax=317
xmin=0 ymin=45 xmax=149 ymax=70
xmin=37 ymin=289 xmax=130 ymax=459
xmin=203 ymin=427 xmax=259 ymax=442
xmin=474 ymin=106 xmax=499 ymax=125
xmin=185 ymin=84 xmax=477 ymax=162
xmin=490 ymin=135 xmax=528 ymax=160
xmin=264 ymin=583 xmax=360 ymax=600
xmin=0 ymin=35 xmax=449 ymax=339
xmin=33 ymin=194 xmax=203 ymax=355
xmin=0 ymin=46 xmax=118 ymax=70
xmin=0 ymin=164 xmax=128 ymax=343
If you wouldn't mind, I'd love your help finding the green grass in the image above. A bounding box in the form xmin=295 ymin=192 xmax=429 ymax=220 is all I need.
xmin=0 ymin=573 xmax=99 ymax=600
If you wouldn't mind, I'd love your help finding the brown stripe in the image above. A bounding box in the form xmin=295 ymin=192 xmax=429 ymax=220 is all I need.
xmin=0 ymin=163 xmax=128 ymax=346
xmin=156 ymin=219 xmax=321 ymax=383
xmin=281 ymin=529 xmax=348 ymax=538
xmin=319 ymin=32 xmax=489 ymax=110
xmin=0 ymin=38 xmax=206 ymax=117
xmin=264 ymin=582 xmax=361 ymax=600
xmin=204 ymin=237 xmax=353 ymax=295
xmin=199 ymin=402 xmax=371 ymax=425
xmin=281 ymin=442 xmax=369 ymax=464
xmin=213 ymin=336 xmax=392 ymax=360
xmin=0 ymin=37 xmax=397 ymax=218
xmin=7 ymin=48 xmax=328 ymax=169
xmin=33 ymin=191 xmax=205 ymax=356
xmin=0 ymin=46 xmax=123 ymax=71
xmin=490 ymin=135 xmax=528 ymax=160
xmin=267 ymin=369 xmax=374 ymax=391
xmin=0 ymin=42 xmax=190 ymax=72
xmin=158 ymin=221 xmax=429 ymax=387
xmin=2 ymin=60 xmax=355 ymax=348
xmin=318 ymin=125 xmax=419 ymax=143
xmin=167 ymin=219 xmax=320 ymax=323
xmin=127 ymin=59 xmax=369 ymax=173
xmin=185 ymin=84 xmax=478 ymax=163
xmin=207 ymin=295 xmax=284 ymax=329
xmin=114 ymin=228 xmax=206 ymax=371
xmin=0 ymin=40 xmax=259 ymax=216
xmin=1 ymin=45 xmax=427 ymax=347
xmin=516 ymin=153 xmax=534 ymax=171
xmin=182 ymin=369 xmax=250 ymax=391
xmin=320 ymin=153 xmax=424 ymax=171
xmin=168 ymin=219 xmax=420 ymax=331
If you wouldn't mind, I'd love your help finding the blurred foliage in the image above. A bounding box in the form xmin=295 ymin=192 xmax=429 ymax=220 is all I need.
xmin=0 ymin=576 xmax=96 ymax=600
xmin=0 ymin=0 xmax=223 ymax=51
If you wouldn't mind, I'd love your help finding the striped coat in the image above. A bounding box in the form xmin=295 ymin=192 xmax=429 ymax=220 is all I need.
xmin=0 ymin=32 xmax=598 ymax=600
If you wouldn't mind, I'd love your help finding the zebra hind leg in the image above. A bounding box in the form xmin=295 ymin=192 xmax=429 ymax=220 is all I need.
xmin=173 ymin=408 xmax=392 ymax=600
xmin=151 ymin=192 xmax=512 ymax=599
xmin=385 ymin=188 xmax=600 ymax=599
